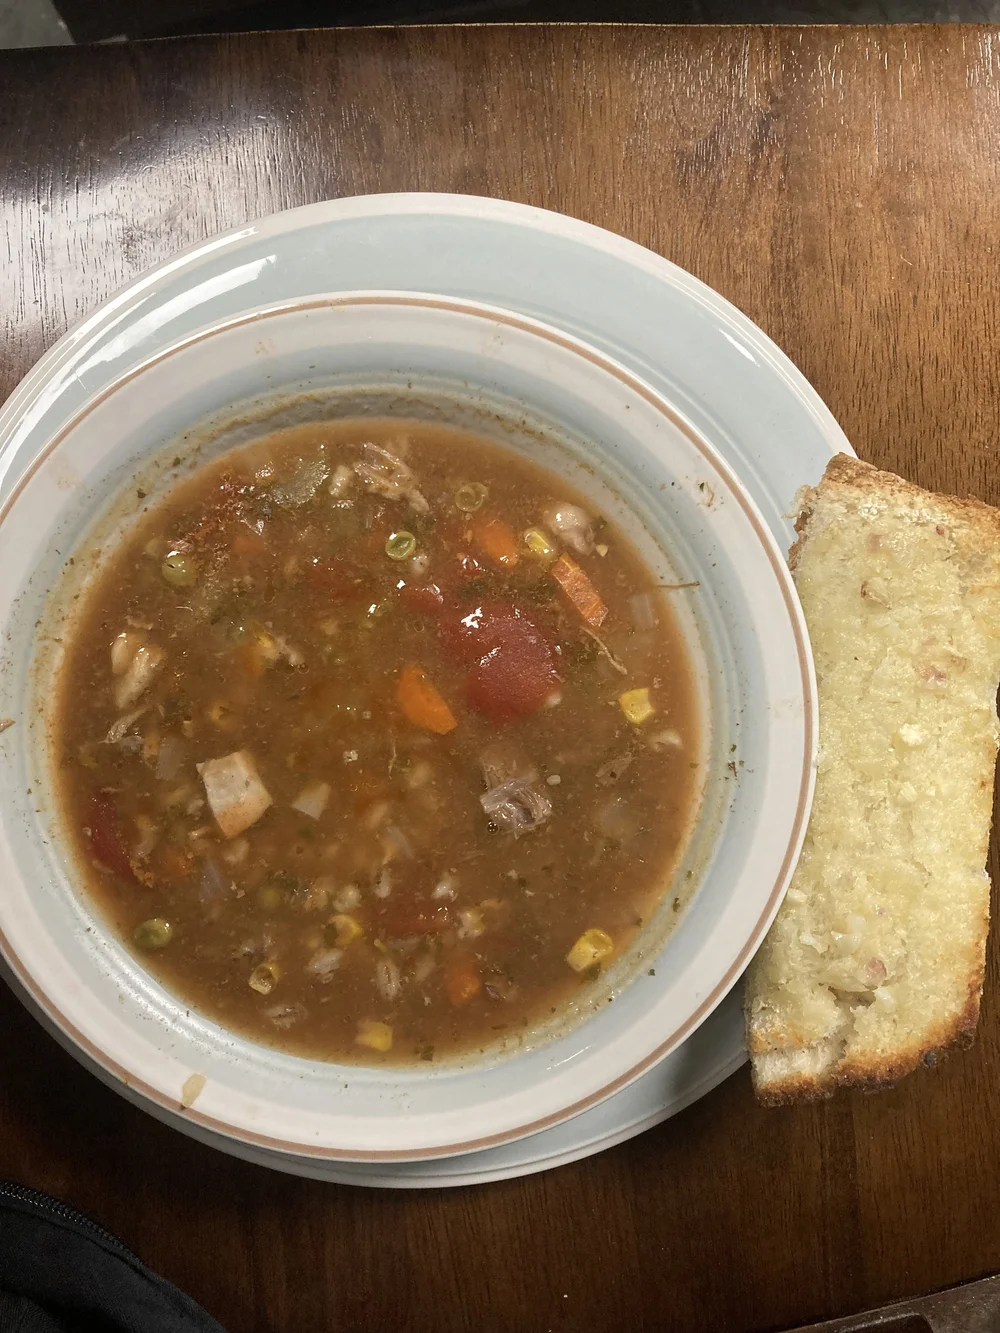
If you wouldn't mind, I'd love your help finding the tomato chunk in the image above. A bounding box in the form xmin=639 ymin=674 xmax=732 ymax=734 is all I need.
xmin=438 ymin=599 xmax=518 ymax=662
xmin=440 ymin=600 xmax=559 ymax=722
xmin=87 ymin=797 xmax=136 ymax=883
xmin=397 ymin=580 xmax=445 ymax=614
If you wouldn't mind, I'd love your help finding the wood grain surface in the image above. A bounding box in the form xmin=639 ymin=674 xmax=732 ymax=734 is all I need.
xmin=3 ymin=24 xmax=1000 ymax=1333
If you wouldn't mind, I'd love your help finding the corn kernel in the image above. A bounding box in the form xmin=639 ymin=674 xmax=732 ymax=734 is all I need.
xmin=356 ymin=1019 xmax=392 ymax=1052
xmin=251 ymin=624 xmax=281 ymax=665
xmin=328 ymin=913 xmax=363 ymax=946
xmin=566 ymin=928 xmax=614 ymax=973
xmin=248 ymin=961 xmax=280 ymax=995
xmin=619 ymin=687 xmax=655 ymax=725
xmin=523 ymin=528 xmax=557 ymax=561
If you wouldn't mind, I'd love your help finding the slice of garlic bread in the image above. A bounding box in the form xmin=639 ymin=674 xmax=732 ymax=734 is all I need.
xmin=746 ymin=454 xmax=1000 ymax=1103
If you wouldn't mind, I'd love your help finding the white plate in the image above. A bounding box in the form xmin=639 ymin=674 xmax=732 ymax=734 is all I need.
xmin=0 ymin=194 xmax=850 ymax=1185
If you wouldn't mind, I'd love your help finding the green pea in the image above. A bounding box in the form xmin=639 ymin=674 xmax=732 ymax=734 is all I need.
xmin=161 ymin=550 xmax=198 ymax=588
xmin=256 ymin=883 xmax=283 ymax=911
xmin=454 ymin=482 xmax=488 ymax=512
xmin=134 ymin=918 xmax=173 ymax=950
xmin=385 ymin=531 xmax=416 ymax=561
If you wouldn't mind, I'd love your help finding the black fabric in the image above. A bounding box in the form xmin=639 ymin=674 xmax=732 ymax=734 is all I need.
xmin=0 ymin=1184 xmax=226 ymax=1333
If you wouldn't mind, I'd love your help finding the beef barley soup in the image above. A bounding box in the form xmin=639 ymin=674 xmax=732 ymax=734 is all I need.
xmin=53 ymin=418 xmax=702 ymax=1064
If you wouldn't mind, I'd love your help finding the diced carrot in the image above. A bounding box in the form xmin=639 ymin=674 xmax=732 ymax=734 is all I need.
xmin=470 ymin=515 xmax=520 ymax=569
xmin=397 ymin=580 xmax=445 ymax=614
xmin=550 ymin=555 xmax=608 ymax=628
xmin=396 ymin=664 xmax=458 ymax=735
xmin=445 ymin=958 xmax=482 ymax=1006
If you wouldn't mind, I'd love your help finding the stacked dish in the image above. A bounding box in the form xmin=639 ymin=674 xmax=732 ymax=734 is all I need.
xmin=0 ymin=195 xmax=847 ymax=1187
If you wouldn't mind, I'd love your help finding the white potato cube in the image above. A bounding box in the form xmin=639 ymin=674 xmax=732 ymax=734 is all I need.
xmin=197 ymin=750 xmax=272 ymax=839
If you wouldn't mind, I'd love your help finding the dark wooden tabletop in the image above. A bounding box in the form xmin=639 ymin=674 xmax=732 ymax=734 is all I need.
xmin=3 ymin=23 xmax=1000 ymax=1333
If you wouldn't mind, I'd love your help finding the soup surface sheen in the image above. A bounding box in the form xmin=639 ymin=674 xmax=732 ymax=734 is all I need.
xmin=54 ymin=419 xmax=701 ymax=1064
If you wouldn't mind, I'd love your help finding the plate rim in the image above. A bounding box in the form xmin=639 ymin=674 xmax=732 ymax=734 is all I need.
xmin=0 ymin=191 xmax=850 ymax=1184
xmin=0 ymin=192 xmax=854 ymax=475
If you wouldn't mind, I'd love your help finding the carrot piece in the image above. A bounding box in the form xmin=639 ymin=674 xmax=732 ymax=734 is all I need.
xmin=550 ymin=555 xmax=608 ymax=628
xmin=470 ymin=515 xmax=520 ymax=569
xmin=445 ymin=958 xmax=482 ymax=1006
xmin=396 ymin=664 xmax=458 ymax=735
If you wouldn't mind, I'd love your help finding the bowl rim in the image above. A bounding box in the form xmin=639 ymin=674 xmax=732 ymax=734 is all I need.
xmin=0 ymin=291 xmax=816 ymax=1160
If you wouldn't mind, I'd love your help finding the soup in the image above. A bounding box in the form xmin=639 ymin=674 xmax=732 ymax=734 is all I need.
xmin=53 ymin=419 xmax=701 ymax=1063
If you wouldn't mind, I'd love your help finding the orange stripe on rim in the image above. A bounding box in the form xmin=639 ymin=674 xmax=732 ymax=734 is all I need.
xmin=0 ymin=293 xmax=816 ymax=1162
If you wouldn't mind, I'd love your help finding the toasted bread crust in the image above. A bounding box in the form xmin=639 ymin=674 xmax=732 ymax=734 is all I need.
xmin=789 ymin=454 xmax=1000 ymax=572
xmin=748 ymin=454 xmax=1000 ymax=1104
xmin=752 ymin=982 xmax=983 ymax=1106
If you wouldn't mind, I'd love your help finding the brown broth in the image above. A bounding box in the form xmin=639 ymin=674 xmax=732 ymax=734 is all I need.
xmin=52 ymin=418 xmax=701 ymax=1064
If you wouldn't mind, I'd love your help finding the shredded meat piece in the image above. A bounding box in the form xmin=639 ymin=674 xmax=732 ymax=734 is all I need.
xmin=353 ymin=443 xmax=429 ymax=514
xmin=480 ymin=778 xmax=552 ymax=837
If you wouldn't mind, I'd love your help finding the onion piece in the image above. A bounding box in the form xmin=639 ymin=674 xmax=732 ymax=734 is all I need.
xmin=363 ymin=800 xmax=392 ymax=832
xmin=221 ymin=836 xmax=250 ymax=866
xmin=594 ymin=795 xmax=640 ymax=842
xmin=155 ymin=735 xmax=186 ymax=782
xmin=649 ymin=728 xmax=683 ymax=752
xmin=263 ymin=1003 xmax=306 ymax=1029
xmin=375 ymin=956 xmax=402 ymax=1002
xmin=111 ymin=630 xmax=145 ymax=676
xmin=328 ymin=464 xmax=354 ymax=498
xmin=373 ymin=866 xmax=392 ymax=899
xmin=432 ymin=873 xmax=457 ymax=900
xmin=381 ymin=824 xmax=414 ymax=860
xmin=306 ymin=947 xmax=342 ymax=981
xmin=333 ymin=883 xmax=361 ymax=911
xmin=291 ymin=780 xmax=331 ymax=820
xmin=272 ymin=634 xmax=304 ymax=668
xmin=105 ymin=707 xmax=148 ymax=745
xmin=596 ymin=753 xmax=633 ymax=785
xmin=199 ymin=858 xmax=231 ymax=903
xmin=411 ymin=952 xmax=436 ymax=983
xmin=114 ymin=643 xmax=165 ymax=711
xmin=628 ymin=591 xmax=660 ymax=631
xmin=133 ymin=817 xmax=159 ymax=860
xmin=271 ymin=459 xmax=329 ymax=507
xmin=458 ymin=908 xmax=485 ymax=940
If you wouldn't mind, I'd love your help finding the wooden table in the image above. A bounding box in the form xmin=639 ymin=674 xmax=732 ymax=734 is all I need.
xmin=3 ymin=24 xmax=1000 ymax=1333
